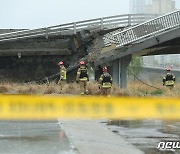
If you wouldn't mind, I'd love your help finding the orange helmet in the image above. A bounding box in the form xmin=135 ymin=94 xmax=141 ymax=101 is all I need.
xmin=58 ymin=61 xmax=64 ymax=65
xmin=80 ymin=61 xmax=85 ymax=65
xmin=103 ymin=67 xmax=108 ymax=72
xmin=166 ymin=67 xmax=171 ymax=71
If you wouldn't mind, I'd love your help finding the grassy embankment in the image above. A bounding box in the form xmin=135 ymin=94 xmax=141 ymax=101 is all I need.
xmin=0 ymin=81 xmax=179 ymax=97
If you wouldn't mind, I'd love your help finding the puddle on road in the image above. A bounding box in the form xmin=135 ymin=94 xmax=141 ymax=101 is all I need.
xmin=106 ymin=120 xmax=180 ymax=154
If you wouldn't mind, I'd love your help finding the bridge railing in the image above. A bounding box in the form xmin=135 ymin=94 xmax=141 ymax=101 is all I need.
xmin=0 ymin=14 xmax=158 ymax=42
xmin=104 ymin=10 xmax=180 ymax=47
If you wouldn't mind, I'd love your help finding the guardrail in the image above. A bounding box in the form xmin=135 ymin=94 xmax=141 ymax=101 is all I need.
xmin=104 ymin=10 xmax=180 ymax=47
xmin=143 ymin=64 xmax=180 ymax=71
xmin=0 ymin=14 xmax=158 ymax=42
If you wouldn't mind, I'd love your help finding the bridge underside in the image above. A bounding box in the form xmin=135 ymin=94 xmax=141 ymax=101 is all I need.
xmin=0 ymin=33 xmax=82 ymax=81
xmin=95 ymin=27 xmax=180 ymax=66
xmin=141 ymin=38 xmax=180 ymax=56
xmin=0 ymin=27 xmax=120 ymax=82
xmin=92 ymin=27 xmax=180 ymax=89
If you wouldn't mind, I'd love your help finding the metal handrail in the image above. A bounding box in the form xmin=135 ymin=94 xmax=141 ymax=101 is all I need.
xmin=104 ymin=10 xmax=180 ymax=47
xmin=0 ymin=14 xmax=158 ymax=42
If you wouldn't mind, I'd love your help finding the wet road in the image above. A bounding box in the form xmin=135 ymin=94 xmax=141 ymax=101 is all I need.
xmin=106 ymin=120 xmax=180 ymax=154
xmin=0 ymin=120 xmax=180 ymax=154
xmin=0 ymin=120 xmax=75 ymax=154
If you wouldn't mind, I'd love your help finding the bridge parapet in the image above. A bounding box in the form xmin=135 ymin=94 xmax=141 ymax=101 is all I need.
xmin=104 ymin=10 xmax=180 ymax=48
xmin=0 ymin=14 xmax=157 ymax=43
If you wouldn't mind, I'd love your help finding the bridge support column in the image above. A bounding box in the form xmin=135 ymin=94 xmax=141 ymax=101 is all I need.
xmin=120 ymin=55 xmax=132 ymax=89
xmin=95 ymin=66 xmax=103 ymax=81
xmin=112 ymin=59 xmax=120 ymax=85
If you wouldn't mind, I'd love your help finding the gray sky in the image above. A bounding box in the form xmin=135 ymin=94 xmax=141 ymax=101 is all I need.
xmin=0 ymin=0 xmax=180 ymax=29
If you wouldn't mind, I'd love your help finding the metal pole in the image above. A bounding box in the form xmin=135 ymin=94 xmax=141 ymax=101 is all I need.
xmin=128 ymin=14 xmax=131 ymax=26
xmin=45 ymin=28 xmax=49 ymax=39
xmin=101 ymin=18 xmax=104 ymax=30
xmin=74 ymin=23 xmax=77 ymax=34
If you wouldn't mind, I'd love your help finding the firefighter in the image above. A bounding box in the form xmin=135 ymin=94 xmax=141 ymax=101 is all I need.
xmin=163 ymin=68 xmax=175 ymax=89
xmin=76 ymin=61 xmax=89 ymax=95
xmin=58 ymin=61 xmax=66 ymax=91
xmin=98 ymin=67 xmax=113 ymax=96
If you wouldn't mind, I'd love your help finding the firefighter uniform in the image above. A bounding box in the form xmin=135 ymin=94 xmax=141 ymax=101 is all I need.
xmin=76 ymin=61 xmax=89 ymax=95
xmin=163 ymin=68 xmax=175 ymax=89
xmin=98 ymin=67 xmax=112 ymax=96
xmin=58 ymin=61 xmax=67 ymax=91
xmin=58 ymin=65 xmax=66 ymax=82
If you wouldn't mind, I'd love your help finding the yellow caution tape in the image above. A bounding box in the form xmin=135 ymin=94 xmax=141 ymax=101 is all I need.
xmin=0 ymin=95 xmax=179 ymax=120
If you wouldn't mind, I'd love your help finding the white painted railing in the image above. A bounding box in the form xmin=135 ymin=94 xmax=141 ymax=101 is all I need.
xmin=143 ymin=64 xmax=180 ymax=71
xmin=104 ymin=10 xmax=180 ymax=47
xmin=0 ymin=14 xmax=158 ymax=42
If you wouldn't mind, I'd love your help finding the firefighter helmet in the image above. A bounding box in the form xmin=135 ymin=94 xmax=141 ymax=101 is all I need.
xmin=80 ymin=61 xmax=85 ymax=65
xmin=103 ymin=67 xmax=108 ymax=72
xmin=58 ymin=61 xmax=64 ymax=65
xmin=166 ymin=67 xmax=171 ymax=71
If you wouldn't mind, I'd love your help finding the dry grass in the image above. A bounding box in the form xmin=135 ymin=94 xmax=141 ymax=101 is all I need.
xmin=0 ymin=85 xmax=8 ymax=93
xmin=0 ymin=81 xmax=179 ymax=97
xmin=121 ymin=81 xmax=180 ymax=97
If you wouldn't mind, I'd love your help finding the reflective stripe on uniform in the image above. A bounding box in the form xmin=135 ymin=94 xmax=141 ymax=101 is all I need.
xmin=60 ymin=66 xmax=66 ymax=80
xmin=102 ymin=82 xmax=112 ymax=88
xmin=79 ymin=77 xmax=88 ymax=81
xmin=165 ymin=80 xmax=174 ymax=86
